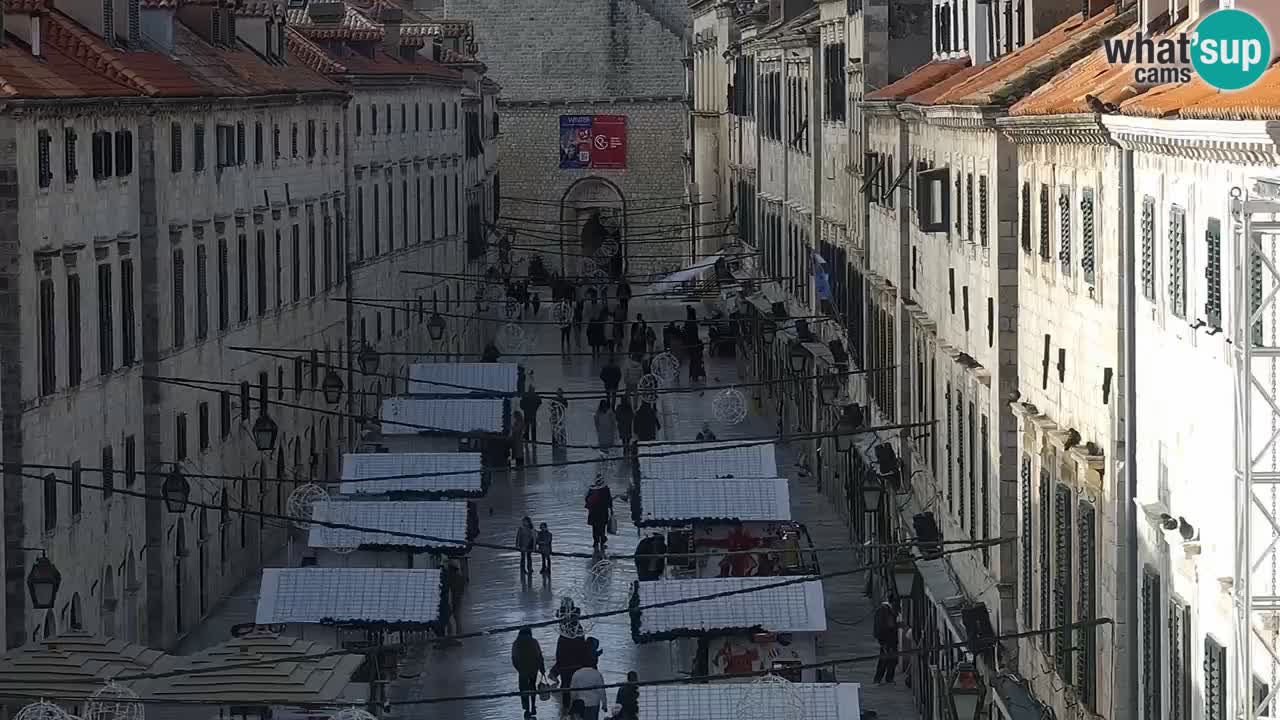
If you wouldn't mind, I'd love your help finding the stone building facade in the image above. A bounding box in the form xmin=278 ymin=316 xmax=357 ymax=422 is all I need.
xmin=436 ymin=0 xmax=690 ymax=276
xmin=0 ymin=0 xmax=494 ymax=650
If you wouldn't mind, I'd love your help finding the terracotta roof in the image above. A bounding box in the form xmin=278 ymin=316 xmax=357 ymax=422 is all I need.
xmin=43 ymin=11 xmax=192 ymax=95
xmin=928 ymin=5 xmax=1133 ymax=107
xmin=906 ymin=64 xmax=984 ymax=105
xmin=0 ymin=33 xmax=137 ymax=98
xmin=865 ymin=59 xmax=970 ymax=101
xmin=335 ymin=46 xmax=464 ymax=78
xmin=1170 ymin=61 xmax=1280 ymax=120
xmin=287 ymin=27 xmax=349 ymax=74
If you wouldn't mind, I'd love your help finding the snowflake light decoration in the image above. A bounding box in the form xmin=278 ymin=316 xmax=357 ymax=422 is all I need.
xmin=329 ymin=708 xmax=377 ymax=720
xmin=84 ymin=682 xmax=143 ymax=720
xmin=637 ymin=374 xmax=660 ymax=405
xmin=557 ymin=595 xmax=596 ymax=639
xmin=496 ymin=323 xmax=527 ymax=354
xmin=582 ymin=559 xmax=614 ymax=602
xmin=501 ymin=297 xmax=521 ymax=321
xmin=650 ymin=352 xmax=680 ymax=384
xmin=712 ymin=388 xmax=748 ymax=426
xmin=552 ymin=301 xmax=573 ymax=326
xmin=15 ymin=702 xmax=68 ymax=720
xmin=597 ymin=240 xmax=620 ymax=259
xmin=286 ymin=483 xmax=330 ymax=530
xmin=735 ymin=673 xmax=805 ymax=720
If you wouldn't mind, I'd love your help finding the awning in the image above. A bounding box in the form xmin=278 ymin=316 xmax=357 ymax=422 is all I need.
xmin=339 ymin=452 xmax=484 ymax=497
xmin=633 ymin=577 xmax=826 ymax=640
xmin=645 ymin=252 xmax=724 ymax=291
xmin=309 ymin=500 xmax=469 ymax=551
xmin=256 ymin=568 xmax=446 ymax=628
xmin=638 ymin=478 xmax=792 ymax=526
xmin=638 ymin=440 xmax=778 ymax=479
xmin=801 ymin=341 xmax=834 ymax=365
xmin=408 ymin=362 xmax=519 ymax=396
xmin=0 ymin=632 xmax=168 ymax=702
xmin=381 ymin=397 xmax=505 ymax=434
xmin=133 ymin=632 xmax=364 ymax=706
xmin=638 ymin=684 xmax=861 ymax=720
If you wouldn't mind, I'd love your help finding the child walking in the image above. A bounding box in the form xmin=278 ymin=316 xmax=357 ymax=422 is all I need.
xmin=536 ymin=523 xmax=554 ymax=576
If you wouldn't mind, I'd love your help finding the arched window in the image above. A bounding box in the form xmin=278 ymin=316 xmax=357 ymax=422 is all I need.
xmin=70 ymin=592 xmax=83 ymax=631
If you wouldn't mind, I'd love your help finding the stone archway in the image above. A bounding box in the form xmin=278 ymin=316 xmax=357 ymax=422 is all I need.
xmin=559 ymin=176 xmax=627 ymax=277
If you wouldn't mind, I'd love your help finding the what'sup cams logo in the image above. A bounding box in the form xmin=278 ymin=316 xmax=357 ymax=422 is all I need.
xmin=1103 ymin=8 xmax=1272 ymax=90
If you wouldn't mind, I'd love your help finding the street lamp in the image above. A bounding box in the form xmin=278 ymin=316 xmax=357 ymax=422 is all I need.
xmin=948 ymin=662 xmax=986 ymax=720
xmin=322 ymin=369 xmax=344 ymax=405
xmin=357 ymin=344 xmax=381 ymax=375
xmin=252 ymin=411 xmax=279 ymax=452
xmin=427 ymin=312 xmax=447 ymax=342
xmin=26 ymin=553 xmax=61 ymax=610
xmin=834 ymin=404 xmax=864 ymax=454
xmin=892 ymin=547 xmax=916 ymax=597
xmin=788 ymin=342 xmax=810 ymax=374
xmin=862 ymin=477 xmax=884 ymax=513
xmin=162 ymin=465 xmax=191 ymax=513
xmin=819 ymin=370 xmax=843 ymax=406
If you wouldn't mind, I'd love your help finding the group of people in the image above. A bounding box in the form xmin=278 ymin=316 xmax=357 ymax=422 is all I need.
xmin=511 ymin=611 xmax=639 ymax=720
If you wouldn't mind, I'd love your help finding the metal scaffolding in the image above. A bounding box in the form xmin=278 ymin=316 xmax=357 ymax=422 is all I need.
xmin=1232 ymin=178 xmax=1280 ymax=720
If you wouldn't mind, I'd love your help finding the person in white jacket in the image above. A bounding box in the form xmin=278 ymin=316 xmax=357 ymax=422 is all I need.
xmin=569 ymin=659 xmax=607 ymax=720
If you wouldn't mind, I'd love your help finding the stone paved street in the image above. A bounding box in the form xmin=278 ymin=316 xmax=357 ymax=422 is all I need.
xmin=179 ymin=295 xmax=920 ymax=720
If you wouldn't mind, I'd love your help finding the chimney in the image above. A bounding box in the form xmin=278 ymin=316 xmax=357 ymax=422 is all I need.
xmin=379 ymin=5 xmax=402 ymax=57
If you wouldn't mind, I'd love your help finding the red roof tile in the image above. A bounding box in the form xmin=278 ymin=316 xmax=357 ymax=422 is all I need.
xmin=929 ymin=5 xmax=1133 ymax=106
xmin=1171 ymin=61 xmax=1280 ymax=120
xmin=287 ymin=28 xmax=348 ymax=74
xmin=906 ymin=64 xmax=984 ymax=104
xmin=865 ymin=59 xmax=969 ymax=101
xmin=0 ymin=34 xmax=137 ymax=98
xmin=1009 ymin=21 xmax=1142 ymax=115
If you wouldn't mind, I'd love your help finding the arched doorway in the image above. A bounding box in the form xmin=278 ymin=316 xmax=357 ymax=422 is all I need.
xmin=100 ymin=565 xmax=117 ymax=637
xmin=559 ymin=177 xmax=627 ymax=277
xmin=124 ymin=541 xmax=140 ymax=642
xmin=69 ymin=592 xmax=82 ymax=631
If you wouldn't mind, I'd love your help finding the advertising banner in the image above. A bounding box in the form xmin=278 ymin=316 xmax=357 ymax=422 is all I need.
xmin=559 ymin=115 xmax=627 ymax=169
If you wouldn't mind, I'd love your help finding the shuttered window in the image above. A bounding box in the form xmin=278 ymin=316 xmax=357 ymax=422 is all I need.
xmin=1039 ymin=466 xmax=1052 ymax=646
xmin=956 ymin=389 xmax=966 ymax=525
xmin=97 ymin=265 xmax=113 ymax=374
xmin=172 ymin=248 xmax=185 ymax=348
xmin=1141 ymin=196 xmax=1155 ymax=300
xmin=980 ymin=416 xmax=990 ymax=565
xmin=1205 ymin=217 xmax=1222 ymax=326
xmin=39 ymin=277 xmax=56 ymax=395
xmin=1020 ymin=182 xmax=1031 ymax=252
xmin=1053 ymin=483 xmax=1073 ymax=681
xmin=1205 ymin=637 xmax=1227 ymax=720
xmin=1142 ymin=567 xmax=1162 ymax=720
xmin=1058 ymin=187 xmax=1072 ymax=275
xmin=967 ymin=401 xmax=976 ymax=535
xmin=1169 ymin=599 xmax=1190 ymax=720
xmin=1039 ymin=184 xmax=1051 ymax=260
xmin=978 ymin=175 xmax=989 ymax=247
xmin=37 ymin=130 xmax=52 ymax=188
xmin=1169 ymin=206 xmax=1187 ymax=318
xmin=946 ymin=383 xmax=954 ymax=514
xmin=1077 ymin=501 xmax=1097 ymax=706
xmin=1081 ymin=188 xmax=1095 ymax=285
xmin=966 ymin=173 xmax=975 ymax=241
xmin=1020 ymin=454 xmax=1033 ymax=624
xmin=67 ymin=273 xmax=81 ymax=387
xmin=195 ymin=245 xmax=208 ymax=340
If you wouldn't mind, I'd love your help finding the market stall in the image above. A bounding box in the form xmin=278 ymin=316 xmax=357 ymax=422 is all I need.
xmin=339 ymin=452 xmax=487 ymax=498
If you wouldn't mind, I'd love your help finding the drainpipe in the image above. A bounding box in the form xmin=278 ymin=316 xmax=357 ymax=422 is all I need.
xmin=1119 ymin=143 xmax=1140 ymax=720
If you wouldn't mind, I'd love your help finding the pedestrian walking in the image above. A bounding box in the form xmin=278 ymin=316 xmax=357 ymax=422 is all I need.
xmin=531 ymin=292 xmax=542 ymax=317
xmin=618 ymin=281 xmax=632 ymax=318
xmin=585 ymin=476 xmax=614 ymax=550
xmin=573 ymin=299 xmax=585 ymax=346
xmin=611 ymin=312 xmax=625 ymax=354
xmin=520 ymin=386 xmax=543 ymax=444
xmin=622 ymin=355 xmax=643 ymax=404
xmin=511 ymin=411 xmax=527 ymax=468
xmin=644 ymin=325 xmax=657 ymax=354
xmin=551 ymin=389 xmax=568 ymax=448
xmin=615 ymin=397 xmax=634 ymax=453
xmin=688 ymin=339 xmax=706 ymax=383
xmin=634 ymin=402 xmax=660 ymax=442
xmin=569 ymin=659 xmax=607 ymax=720
xmin=553 ymin=604 xmax=591 ymax=710
xmin=696 ymin=422 xmax=717 ymax=442
xmin=516 ymin=516 xmax=536 ymax=576
xmin=873 ymin=597 xmax=901 ymax=684
xmin=599 ymin=357 xmax=621 ymax=405
xmin=443 ymin=560 xmax=465 ymax=643
xmin=536 ymin=522 xmax=553 ymax=576
xmin=482 ymin=342 xmax=501 ymax=363
xmin=558 ymin=300 xmax=573 ymax=353
xmin=593 ymin=400 xmax=617 ymax=455
xmin=511 ymin=627 xmax=545 ymax=718
xmin=588 ymin=313 xmax=606 ymax=358
xmin=615 ymin=671 xmax=640 ymax=720
xmin=521 ymin=281 xmax=533 ymax=319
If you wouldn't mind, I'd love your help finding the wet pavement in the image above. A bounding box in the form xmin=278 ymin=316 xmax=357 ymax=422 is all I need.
xmin=178 ymin=294 xmax=920 ymax=720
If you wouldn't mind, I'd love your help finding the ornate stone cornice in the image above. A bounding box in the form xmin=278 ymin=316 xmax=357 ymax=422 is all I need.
xmin=997 ymin=113 xmax=1114 ymax=146
xmin=1101 ymin=117 xmax=1280 ymax=165
xmin=860 ymin=100 xmax=900 ymax=118
xmin=915 ymin=104 xmax=1005 ymax=129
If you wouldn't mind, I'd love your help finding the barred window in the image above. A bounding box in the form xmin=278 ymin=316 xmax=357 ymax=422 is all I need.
xmin=1020 ymin=182 xmax=1031 ymax=253
xmin=1169 ymin=206 xmax=1187 ymax=317
xmin=1142 ymin=567 xmax=1162 ymax=720
xmin=1039 ymin=183 xmax=1051 ymax=260
xmin=1204 ymin=636 xmax=1226 ymax=720
xmin=1020 ymin=454 xmax=1033 ymax=623
xmin=1205 ymin=217 xmax=1222 ymax=326
xmin=1081 ymin=188 xmax=1096 ymax=285
xmin=1059 ymin=187 xmax=1072 ymax=276
xmin=1141 ymin=196 xmax=1155 ymax=300
xmin=1076 ymin=501 xmax=1097 ymax=706
xmin=1053 ymin=483 xmax=1073 ymax=681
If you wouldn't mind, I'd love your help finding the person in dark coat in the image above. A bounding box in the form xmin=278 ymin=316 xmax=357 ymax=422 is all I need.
xmin=573 ymin=299 xmax=586 ymax=346
xmin=587 ymin=312 xmax=607 ymax=358
xmin=618 ymin=282 xmax=632 ymax=318
xmin=615 ymin=397 xmax=635 ymax=452
xmin=552 ymin=605 xmax=592 ymax=710
xmin=634 ymin=402 xmax=661 ymax=442
xmin=873 ymin=598 xmax=901 ymax=684
xmin=512 ymin=627 xmax=545 ymax=717
xmin=531 ymin=292 xmax=542 ymax=318
xmin=688 ymin=340 xmax=706 ymax=383
xmin=481 ymin=342 xmax=501 ymax=363
xmin=634 ymin=535 xmax=667 ymax=581
xmin=628 ymin=314 xmax=647 ymax=356
xmin=616 ymin=671 xmax=640 ymax=720
xmin=599 ymin=357 xmax=622 ymax=405
xmin=520 ymin=386 xmax=543 ymax=444
xmin=584 ymin=476 xmax=614 ymax=551
xmin=611 ymin=312 xmax=625 ymax=354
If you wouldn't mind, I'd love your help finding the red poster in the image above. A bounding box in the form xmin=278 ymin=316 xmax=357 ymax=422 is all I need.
xmin=589 ymin=115 xmax=627 ymax=169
